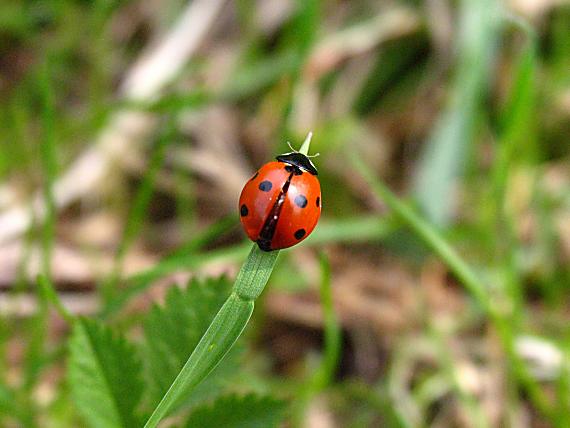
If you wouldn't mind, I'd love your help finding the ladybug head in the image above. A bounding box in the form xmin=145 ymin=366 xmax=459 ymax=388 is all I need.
xmin=276 ymin=152 xmax=318 ymax=175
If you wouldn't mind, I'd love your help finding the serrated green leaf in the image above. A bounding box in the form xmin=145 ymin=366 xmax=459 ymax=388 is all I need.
xmin=68 ymin=319 xmax=143 ymax=428
xmin=185 ymin=394 xmax=287 ymax=428
xmin=143 ymin=276 xmax=238 ymax=413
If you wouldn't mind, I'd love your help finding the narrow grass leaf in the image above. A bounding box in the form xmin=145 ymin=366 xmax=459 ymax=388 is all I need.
xmin=351 ymin=150 xmax=556 ymax=420
xmin=310 ymin=215 xmax=396 ymax=245
xmin=143 ymin=276 xmax=239 ymax=413
xmin=292 ymin=252 xmax=341 ymax=425
xmin=39 ymin=59 xmax=58 ymax=279
xmin=22 ymin=59 xmax=59 ymax=396
xmin=185 ymin=394 xmax=287 ymax=428
xmin=145 ymin=294 xmax=254 ymax=427
xmin=354 ymin=34 xmax=428 ymax=115
xmin=102 ymin=120 xmax=172 ymax=301
xmin=315 ymin=253 xmax=341 ymax=387
xmin=282 ymin=0 xmax=320 ymax=56
xmin=68 ymin=319 xmax=144 ymax=428
xmin=144 ymin=245 xmax=279 ymax=428
xmin=492 ymin=22 xmax=538 ymax=313
xmin=351 ymin=150 xmax=492 ymax=313
xmin=232 ymin=244 xmax=280 ymax=301
xmin=413 ymin=0 xmax=500 ymax=226
xmin=494 ymin=20 xmax=538 ymax=203
xmin=220 ymin=50 xmax=301 ymax=101
xmin=37 ymin=274 xmax=75 ymax=324
xmin=103 ymin=242 xmax=250 ymax=319
xmin=107 ymin=216 xmax=394 ymax=319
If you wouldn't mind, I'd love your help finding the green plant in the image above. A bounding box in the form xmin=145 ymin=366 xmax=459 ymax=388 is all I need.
xmin=143 ymin=246 xmax=279 ymax=427
xmin=67 ymin=274 xmax=287 ymax=428
xmin=3 ymin=1 xmax=570 ymax=426
xmin=143 ymin=134 xmax=316 ymax=427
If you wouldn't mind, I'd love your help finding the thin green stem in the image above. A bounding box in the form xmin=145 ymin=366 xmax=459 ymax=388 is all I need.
xmin=39 ymin=60 xmax=57 ymax=283
xmin=313 ymin=252 xmax=341 ymax=389
xmin=104 ymin=215 xmax=394 ymax=319
xmin=37 ymin=275 xmax=75 ymax=325
xmin=349 ymin=150 xmax=555 ymax=419
xmin=21 ymin=59 xmax=58 ymax=424
xmin=232 ymin=245 xmax=280 ymax=301
xmin=143 ymin=245 xmax=279 ymax=428
xmin=350 ymin=150 xmax=493 ymax=315
xmin=101 ymin=121 xmax=171 ymax=302
xmin=292 ymin=252 xmax=341 ymax=426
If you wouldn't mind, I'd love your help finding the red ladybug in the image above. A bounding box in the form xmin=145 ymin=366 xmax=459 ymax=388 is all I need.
xmin=239 ymin=145 xmax=321 ymax=251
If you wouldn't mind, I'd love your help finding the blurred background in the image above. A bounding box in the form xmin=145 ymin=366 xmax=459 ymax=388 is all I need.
xmin=1 ymin=0 xmax=570 ymax=426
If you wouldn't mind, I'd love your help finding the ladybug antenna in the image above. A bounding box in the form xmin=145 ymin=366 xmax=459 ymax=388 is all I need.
xmin=286 ymin=141 xmax=297 ymax=153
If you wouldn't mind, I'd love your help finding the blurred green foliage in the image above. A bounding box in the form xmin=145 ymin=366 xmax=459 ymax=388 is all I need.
xmin=1 ymin=0 xmax=570 ymax=426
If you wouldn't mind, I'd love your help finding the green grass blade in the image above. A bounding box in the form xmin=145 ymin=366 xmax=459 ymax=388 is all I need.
xmin=232 ymin=245 xmax=280 ymax=301
xmin=102 ymin=243 xmax=250 ymax=320
xmin=101 ymin=121 xmax=172 ymax=301
xmin=22 ymin=59 xmax=59 ymax=402
xmin=143 ymin=277 xmax=238 ymax=413
xmin=491 ymin=20 xmax=538 ymax=314
xmin=309 ymin=215 xmax=396 ymax=245
xmin=494 ymin=18 xmax=538 ymax=209
xmin=413 ymin=0 xmax=500 ymax=226
xmin=162 ymin=215 xmax=237 ymax=261
xmin=350 ymin=150 xmax=556 ymax=420
xmin=292 ymin=252 xmax=341 ymax=425
xmin=39 ymin=59 xmax=58 ymax=280
xmin=106 ymin=215 xmax=395 ymax=319
xmin=313 ymin=252 xmax=341 ymax=389
xmin=350 ymin=150 xmax=493 ymax=314
xmin=220 ymin=50 xmax=301 ymax=101
xmin=37 ymin=275 xmax=75 ymax=325
xmin=143 ymin=245 xmax=279 ymax=428
xmin=184 ymin=393 xmax=287 ymax=428
xmin=144 ymin=294 xmax=253 ymax=428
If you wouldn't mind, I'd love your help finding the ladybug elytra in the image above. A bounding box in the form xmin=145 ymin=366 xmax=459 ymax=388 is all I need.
xmin=239 ymin=134 xmax=321 ymax=251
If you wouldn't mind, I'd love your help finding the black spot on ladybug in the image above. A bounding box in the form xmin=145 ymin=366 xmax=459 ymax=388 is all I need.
xmin=240 ymin=204 xmax=249 ymax=217
xmin=259 ymin=181 xmax=272 ymax=192
xmin=316 ymin=196 xmax=320 ymax=207
xmin=294 ymin=195 xmax=307 ymax=208
xmin=294 ymin=229 xmax=306 ymax=240
xmin=250 ymin=172 xmax=259 ymax=181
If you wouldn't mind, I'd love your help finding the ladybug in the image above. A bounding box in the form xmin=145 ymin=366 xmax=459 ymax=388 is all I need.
xmin=239 ymin=138 xmax=321 ymax=251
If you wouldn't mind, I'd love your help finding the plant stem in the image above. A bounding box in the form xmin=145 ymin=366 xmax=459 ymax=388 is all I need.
xmin=350 ymin=150 xmax=493 ymax=315
xmin=292 ymin=252 xmax=341 ymax=426
xmin=349 ymin=150 xmax=555 ymax=419
xmin=143 ymin=245 xmax=279 ymax=428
